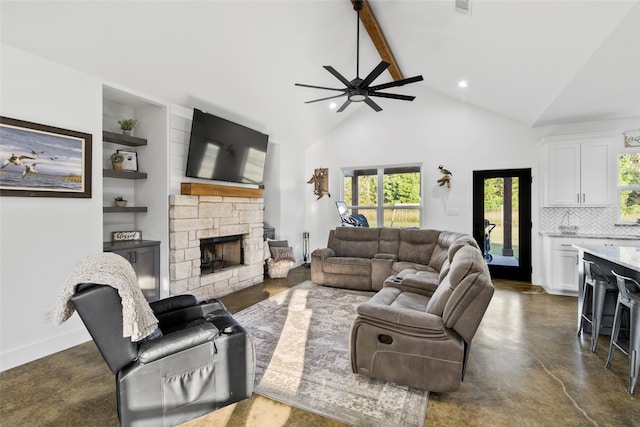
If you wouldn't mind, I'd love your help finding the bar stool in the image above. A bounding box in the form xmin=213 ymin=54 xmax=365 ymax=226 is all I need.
xmin=606 ymin=271 xmax=640 ymax=395
xmin=577 ymin=260 xmax=617 ymax=352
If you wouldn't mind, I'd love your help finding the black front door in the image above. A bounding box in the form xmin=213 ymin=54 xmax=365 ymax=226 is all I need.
xmin=472 ymin=169 xmax=532 ymax=282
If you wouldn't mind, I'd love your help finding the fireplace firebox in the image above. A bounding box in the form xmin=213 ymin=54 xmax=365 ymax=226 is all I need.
xmin=200 ymin=235 xmax=244 ymax=275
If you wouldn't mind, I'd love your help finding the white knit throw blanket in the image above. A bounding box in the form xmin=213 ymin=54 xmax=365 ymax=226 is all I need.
xmin=53 ymin=252 xmax=158 ymax=342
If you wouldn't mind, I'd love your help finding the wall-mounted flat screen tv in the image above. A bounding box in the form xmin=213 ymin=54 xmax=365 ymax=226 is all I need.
xmin=185 ymin=108 xmax=269 ymax=186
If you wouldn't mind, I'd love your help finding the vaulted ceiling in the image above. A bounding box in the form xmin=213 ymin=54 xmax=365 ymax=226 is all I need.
xmin=1 ymin=1 xmax=639 ymax=144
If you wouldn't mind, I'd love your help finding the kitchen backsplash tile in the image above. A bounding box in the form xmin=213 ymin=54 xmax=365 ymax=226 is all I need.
xmin=539 ymin=207 xmax=640 ymax=237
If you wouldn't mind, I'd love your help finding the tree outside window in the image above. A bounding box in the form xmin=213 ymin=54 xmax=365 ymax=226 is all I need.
xmin=343 ymin=166 xmax=421 ymax=228
xmin=619 ymin=152 xmax=640 ymax=223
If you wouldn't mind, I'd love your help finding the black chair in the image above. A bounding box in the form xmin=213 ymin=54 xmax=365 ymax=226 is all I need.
xmin=71 ymin=284 xmax=255 ymax=427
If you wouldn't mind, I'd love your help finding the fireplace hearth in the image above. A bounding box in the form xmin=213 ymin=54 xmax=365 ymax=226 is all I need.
xmin=200 ymin=235 xmax=244 ymax=275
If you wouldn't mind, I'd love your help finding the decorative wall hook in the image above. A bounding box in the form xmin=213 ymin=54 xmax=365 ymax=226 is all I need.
xmin=307 ymin=168 xmax=330 ymax=199
xmin=437 ymin=165 xmax=452 ymax=188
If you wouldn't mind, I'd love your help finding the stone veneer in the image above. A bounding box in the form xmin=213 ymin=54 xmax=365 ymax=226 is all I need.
xmin=169 ymin=194 xmax=264 ymax=300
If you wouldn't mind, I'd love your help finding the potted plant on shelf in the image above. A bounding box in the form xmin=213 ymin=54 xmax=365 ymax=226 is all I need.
xmin=114 ymin=196 xmax=128 ymax=208
xmin=111 ymin=152 xmax=124 ymax=170
xmin=118 ymin=118 xmax=137 ymax=136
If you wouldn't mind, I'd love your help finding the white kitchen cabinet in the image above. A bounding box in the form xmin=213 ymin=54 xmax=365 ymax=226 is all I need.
xmin=541 ymin=235 xmax=640 ymax=296
xmin=542 ymin=236 xmax=582 ymax=295
xmin=543 ymin=134 xmax=613 ymax=207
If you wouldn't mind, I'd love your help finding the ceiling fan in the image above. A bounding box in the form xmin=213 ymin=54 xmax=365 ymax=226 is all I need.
xmin=295 ymin=0 xmax=424 ymax=113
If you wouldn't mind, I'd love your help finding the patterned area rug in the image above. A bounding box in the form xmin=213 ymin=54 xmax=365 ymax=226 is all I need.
xmin=233 ymin=281 xmax=428 ymax=427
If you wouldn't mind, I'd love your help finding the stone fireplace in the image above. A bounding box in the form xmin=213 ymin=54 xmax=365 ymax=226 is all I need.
xmin=168 ymin=186 xmax=264 ymax=300
xmin=200 ymin=235 xmax=244 ymax=275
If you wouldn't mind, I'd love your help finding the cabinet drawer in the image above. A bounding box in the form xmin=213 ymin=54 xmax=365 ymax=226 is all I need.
xmin=551 ymin=238 xmax=582 ymax=250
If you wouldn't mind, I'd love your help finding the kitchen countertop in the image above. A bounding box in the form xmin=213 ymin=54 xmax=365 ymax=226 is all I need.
xmin=573 ymin=244 xmax=640 ymax=272
xmin=540 ymin=232 xmax=639 ymax=240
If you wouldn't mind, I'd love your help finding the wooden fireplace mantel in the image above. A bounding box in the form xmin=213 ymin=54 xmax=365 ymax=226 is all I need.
xmin=181 ymin=182 xmax=263 ymax=198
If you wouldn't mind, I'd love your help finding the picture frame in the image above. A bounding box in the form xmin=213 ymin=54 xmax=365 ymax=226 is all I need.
xmin=0 ymin=116 xmax=92 ymax=198
xmin=118 ymin=149 xmax=138 ymax=172
xmin=624 ymin=129 xmax=640 ymax=147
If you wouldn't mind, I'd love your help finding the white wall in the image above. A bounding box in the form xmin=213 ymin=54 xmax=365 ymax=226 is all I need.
xmin=0 ymin=45 xmax=102 ymax=370
xmin=304 ymin=87 xmax=540 ymax=276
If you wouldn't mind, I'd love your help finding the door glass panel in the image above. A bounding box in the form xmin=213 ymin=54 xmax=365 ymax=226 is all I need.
xmin=483 ymin=177 xmax=519 ymax=267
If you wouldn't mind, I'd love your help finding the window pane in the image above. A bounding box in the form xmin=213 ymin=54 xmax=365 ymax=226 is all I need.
xmin=620 ymin=190 xmax=640 ymax=223
xmin=383 ymin=208 xmax=420 ymax=228
xmin=354 ymin=208 xmax=377 ymax=227
xmin=619 ymin=153 xmax=640 ymax=186
xmin=356 ymin=172 xmax=377 ymax=206
xmin=343 ymin=176 xmax=353 ymax=205
xmin=343 ymin=166 xmax=421 ymax=229
xmin=383 ymin=169 xmax=421 ymax=206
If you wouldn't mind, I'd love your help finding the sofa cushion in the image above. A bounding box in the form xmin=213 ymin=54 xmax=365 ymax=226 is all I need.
xmin=426 ymin=245 xmax=480 ymax=316
xmin=397 ymin=229 xmax=440 ymax=265
xmin=379 ymin=227 xmax=400 ymax=255
xmin=323 ymin=257 xmax=371 ymax=276
xmin=330 ymin=227 xmax=380 ymax=258
xmin=392 ymin=261 xmax=434 ymax=274
xmin=356 ymin=287 xmax=445 ymax=333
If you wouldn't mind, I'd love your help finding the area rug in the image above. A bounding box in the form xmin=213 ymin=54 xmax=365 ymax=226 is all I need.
xmin=233 ymin=281 xmax=428 ymax=427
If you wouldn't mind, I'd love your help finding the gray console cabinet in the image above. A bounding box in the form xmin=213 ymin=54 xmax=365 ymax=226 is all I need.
xmin=104 ymin=240 xmax=160 ymax=301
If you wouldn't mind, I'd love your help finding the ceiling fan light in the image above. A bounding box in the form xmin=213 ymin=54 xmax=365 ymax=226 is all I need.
xmin=349 ymin=94 xmax=367 ymax=102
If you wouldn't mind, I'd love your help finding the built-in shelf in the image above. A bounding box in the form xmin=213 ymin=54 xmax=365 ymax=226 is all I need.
xmin=103 ymin=130 xmax=147 ymax=147
xmin=103 ymin=169 xmax=148 ymax=179
xmin=103 ymin=206 xmax=148 ymax=213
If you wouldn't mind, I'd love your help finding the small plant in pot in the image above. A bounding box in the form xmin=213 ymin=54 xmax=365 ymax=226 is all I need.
xmin=118 ymin=118 xmax=137 ymax=136
xmin=111 ymin=152 xmax=124 ymax=170
xmin=114 ymin=196 xmax=128 ymax=208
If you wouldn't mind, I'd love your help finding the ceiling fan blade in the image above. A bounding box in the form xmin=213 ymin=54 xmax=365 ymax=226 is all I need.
xmin=369 ymin=75 xmax=424 ymax=91
xmin=295 ymin=83 xmax=345 ymax=92
xmin=336 ymin=99 xmax=352 ymax=113
xmin=369 ymin=92 xmax=416 ymax=101
xmin=364 ymin=97 xmax=382 ymax=112
xmin=304 ymin=93 xmax=347 ymax=104
xmin=323 ymin=66 xmax=354 ymax=87
xmin=360 ymin=61 xmax=390 ymax=88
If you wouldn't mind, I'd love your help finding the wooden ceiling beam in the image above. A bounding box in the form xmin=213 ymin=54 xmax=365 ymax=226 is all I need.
xmin=351 ymin=0 xmax=404 ymax=81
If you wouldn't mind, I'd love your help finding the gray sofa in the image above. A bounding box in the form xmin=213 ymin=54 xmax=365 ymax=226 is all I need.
xmin=311 ymin=227 xmax=494 ymax=392
xmin=311 ymin=227 xmax=480 ymax=291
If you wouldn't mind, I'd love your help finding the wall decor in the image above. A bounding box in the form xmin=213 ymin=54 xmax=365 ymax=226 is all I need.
xmin=117 ymin=149 xmax=138 ymax=172
xmin=307 ymin=168 xmax=330 ymax=199
xmin=112 ymin=230 xmax=142 ymax=242
xmin=437 ymin=164 xmax=452 ymax=188
xmin=0 ymin=116 xmax=92 ymax=198
xmin=624 ymin=129 xmax=640 ymax=147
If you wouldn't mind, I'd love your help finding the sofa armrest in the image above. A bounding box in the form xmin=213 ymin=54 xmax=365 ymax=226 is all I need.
xmin=371 ymin=257 xmax=395 ymax=291
xmin=137 ymin=322 xmax=219 ymax=364
xmin=311 ymin=247 xmax=335 ymax=259
xmin=357 ymin=299 xmax=446 ymax=336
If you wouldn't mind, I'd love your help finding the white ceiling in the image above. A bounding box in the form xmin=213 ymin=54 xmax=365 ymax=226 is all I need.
xmin=1 ymin=0 xmax=639 ymax=144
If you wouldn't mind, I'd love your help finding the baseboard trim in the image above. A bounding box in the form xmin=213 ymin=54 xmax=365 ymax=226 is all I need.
xmin=0 ymin=327 xmax=90 ymax=372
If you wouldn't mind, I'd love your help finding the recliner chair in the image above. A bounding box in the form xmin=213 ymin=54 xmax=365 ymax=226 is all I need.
xmin=71 ymin=284 xmax=255 ymax=427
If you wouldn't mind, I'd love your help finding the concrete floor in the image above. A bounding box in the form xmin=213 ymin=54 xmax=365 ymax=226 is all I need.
xmin=1 ymin=267 xmax=638 ymax=426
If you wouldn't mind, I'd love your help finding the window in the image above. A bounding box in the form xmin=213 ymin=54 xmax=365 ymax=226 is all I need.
xmin=618 ymin=152 xmax=640 ymax=223
xmin=342 ymin=166 xmax=421 ymax=228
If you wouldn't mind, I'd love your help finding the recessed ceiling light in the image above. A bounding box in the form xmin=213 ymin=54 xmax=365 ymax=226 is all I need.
xmin=329 ymin=102 xmax=337 ymax=110
xmin=458 ymin=80 xmax=468 ymax=88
